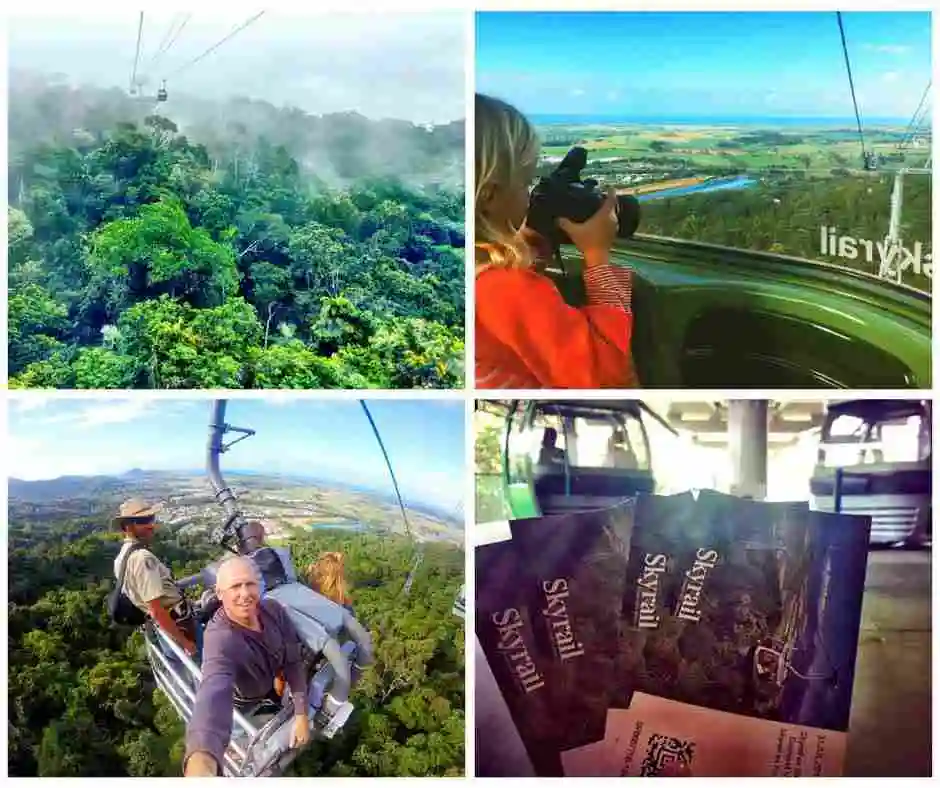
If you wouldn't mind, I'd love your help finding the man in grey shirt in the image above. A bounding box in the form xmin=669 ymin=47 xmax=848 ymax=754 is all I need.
xmin=184 ymin=556 xmax=310 ymax=776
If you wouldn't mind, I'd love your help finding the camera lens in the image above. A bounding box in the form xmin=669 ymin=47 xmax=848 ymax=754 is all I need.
xmin=615 ymin=195 xmax=641 ymax=238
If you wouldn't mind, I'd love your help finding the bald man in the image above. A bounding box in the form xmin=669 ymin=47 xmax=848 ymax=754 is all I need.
xmin=183 ymin=556 xmax=310 ymax=777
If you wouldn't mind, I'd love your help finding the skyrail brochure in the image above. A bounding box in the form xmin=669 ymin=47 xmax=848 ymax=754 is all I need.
xmin=477 ymin=491 xmax=872 ymax=778
xmin=475 ymin=501 xmax=635 ymax=777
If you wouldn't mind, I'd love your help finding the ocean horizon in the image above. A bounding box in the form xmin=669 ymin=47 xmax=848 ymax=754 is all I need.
xmin=530 ymin=113 xmax=919 ymax=129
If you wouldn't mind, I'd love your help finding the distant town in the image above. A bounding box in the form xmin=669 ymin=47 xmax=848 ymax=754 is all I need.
xmin=9 ymin=469 xmax=463 ymax=546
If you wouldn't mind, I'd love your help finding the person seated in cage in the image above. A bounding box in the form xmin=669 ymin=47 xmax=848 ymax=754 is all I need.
xmin=240 ymin=519 xmax=297 ymax=594
xmin=537 ymin=427 xmax=566 ymax=467
xmin=203 ymin=523 xmax=374 ymax=697
xmin=301 ymin=549 xmax=374 ymax=689
xmin=271 ymin=548 xmax=374 ymax=688
xmin=183 ymin=556 xmax=310 ymax=777
xmin=306 ymin=551 xmax=354 ymax=613
xmin=229 ymin=520 xmax=295 ymax=697
xmin=112 ymin=498 xmax=200 ymax=657
xmin=606 ymin=426 xmax=639 ymax=469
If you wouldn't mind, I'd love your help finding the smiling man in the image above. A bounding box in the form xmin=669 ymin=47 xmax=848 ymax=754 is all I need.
xmin=183 ymin=556 xmax=310 ymax=777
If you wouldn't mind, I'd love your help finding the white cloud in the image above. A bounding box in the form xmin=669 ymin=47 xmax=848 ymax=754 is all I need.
xmin=10 ymin=398 xmax=173 ymax=443
xmin=570 ymin=88 xmax=586 ymax=97
xmin=74 ymin=399 xmax=160 ymax=428
xmin=9 ymin=398 xmax=50 ymax=413
xmin=881 ymin=71 xmax=902 ymax=83
xmin=7 ymin=434 xmax=123 ymax=480
xmin=864 ymin=43 xmax=910 ymax=55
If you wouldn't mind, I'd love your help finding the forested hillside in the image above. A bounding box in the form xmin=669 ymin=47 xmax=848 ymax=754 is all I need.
xmin=638 ymin=172 xmax=932 ymax=291
xmin=8 ymin=73 xmax=465 ymax=389
xmin=8 ymin=513 xmax=465 ymax=776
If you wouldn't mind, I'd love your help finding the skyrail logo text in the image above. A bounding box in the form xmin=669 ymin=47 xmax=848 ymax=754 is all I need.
xmin=820 ymin=226 xmax=932 ymax=282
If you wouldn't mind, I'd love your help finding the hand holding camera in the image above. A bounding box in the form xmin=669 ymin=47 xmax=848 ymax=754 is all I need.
xmin=557 ymin=187 xmax=619 ymax=263
xmin=526 ymin=146 xmax=641 ymax=262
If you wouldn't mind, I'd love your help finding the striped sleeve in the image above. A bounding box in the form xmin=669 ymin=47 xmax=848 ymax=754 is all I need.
xmin=583 ymin=263 xmax=633 ymax=312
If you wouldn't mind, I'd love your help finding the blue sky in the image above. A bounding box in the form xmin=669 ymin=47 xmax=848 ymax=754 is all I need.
xmin=8 ymin=398 xmax=465 ymax=515
xmin=476 ymin=11 xmax=932 ymax=120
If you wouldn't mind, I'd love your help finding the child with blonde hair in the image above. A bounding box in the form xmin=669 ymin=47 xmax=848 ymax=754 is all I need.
xmin=475 ymin=93 xmax=637 ymax=388
xmin=307 ymin=551 xmax=353 ymax=612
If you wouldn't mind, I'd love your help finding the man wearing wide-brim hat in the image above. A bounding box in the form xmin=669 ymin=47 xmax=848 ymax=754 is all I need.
xmin=114 ymin=498 xmax=198 ymax=656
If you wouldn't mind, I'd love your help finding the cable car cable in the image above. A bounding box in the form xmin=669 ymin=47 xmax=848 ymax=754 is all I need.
xmin=148 ymin=13 xmax=181 ymax=67
xmin=898 ymin=82 xmax=931 ymax=153
xmin=359 ymin=401 xmax=412 ymax=541
xmin=164 ymin=11 xmax=266 ymax=81
xmin=130 ymin=12 xmax=145 ymax=93
xmin=147 ymin=13 xmax=192 ymax=74
xmin=835 ymin=12 xmax=869 ymax=164
xmin=358 ymin=400 xmax=423 ymax=597
xmin=900 ymin=81 xmax=931 ymax=143
xmin=162 ymin=14 xmax=192 ymax=65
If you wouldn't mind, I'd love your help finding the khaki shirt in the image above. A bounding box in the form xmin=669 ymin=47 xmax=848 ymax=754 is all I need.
xmin=114 ymin=539 xmax=183 ymax=614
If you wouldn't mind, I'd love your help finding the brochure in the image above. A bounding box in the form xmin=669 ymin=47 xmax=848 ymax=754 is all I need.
xmin=475 ymin=491 xmax=872 ymax=777
xmin=563 ymin=490 xmax=872 ymax=776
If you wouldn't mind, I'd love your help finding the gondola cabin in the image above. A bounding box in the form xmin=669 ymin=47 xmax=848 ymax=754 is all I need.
xmin=809 ymin=399 xmax=931 ymax=546
xmin=503 ymin=399 xmax=656 ymax=517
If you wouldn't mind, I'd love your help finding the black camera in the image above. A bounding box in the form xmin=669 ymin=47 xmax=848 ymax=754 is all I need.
xmin=526 ymin=146 xmax=641 ymax=254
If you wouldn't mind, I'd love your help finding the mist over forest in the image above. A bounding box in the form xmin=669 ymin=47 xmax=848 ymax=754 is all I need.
xmin=8 ymin=68 xmax=466 ymax=390
xmin=9 ymin=69 xmax=465 ymax=189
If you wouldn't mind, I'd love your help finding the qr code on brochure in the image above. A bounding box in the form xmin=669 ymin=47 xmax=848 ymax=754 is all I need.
xmin=639 ymin=733 xmax=695 ymax=776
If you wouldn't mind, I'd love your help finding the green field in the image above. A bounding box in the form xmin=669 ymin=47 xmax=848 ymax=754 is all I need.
xmin=535 ymin=122 xmax=932 ymax=291
xmin=538 ymin=123 xmax=926 ymax=176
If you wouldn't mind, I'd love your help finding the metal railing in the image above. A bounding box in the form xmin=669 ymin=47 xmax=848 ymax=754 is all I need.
xmin=452 ymin=585 xmax=466 ymax=619
xmin=145 ymin=623 xmax=261 ymax=776
xmin=147 ymin=622 xmax=363 ymax=776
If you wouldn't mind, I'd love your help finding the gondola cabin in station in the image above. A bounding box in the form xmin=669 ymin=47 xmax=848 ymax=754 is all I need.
xmin=503 ymin=399 xmax=658 ymax=518
xmin=809 ymin=399 xmax=931 ymax=547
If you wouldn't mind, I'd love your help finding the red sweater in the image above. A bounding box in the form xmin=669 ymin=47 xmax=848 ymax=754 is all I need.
xmin=475 ymin=263 xmax=637 ymax=389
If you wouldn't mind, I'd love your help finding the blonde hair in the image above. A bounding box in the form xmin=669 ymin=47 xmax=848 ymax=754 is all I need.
xmin=307 ymin=551 xmax=349 ymax=606
xmin=475 ymin=93 xmax=540 ymax=273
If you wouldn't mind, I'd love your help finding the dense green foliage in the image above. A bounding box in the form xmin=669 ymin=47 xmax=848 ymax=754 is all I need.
xmin=637 ymin=173 xmax=932 ymax=292
xmin=473 ymin=411 xmax=510 ymax=523
xmin=9 ymin=522 xmax=465 ymax=776
xmin=8 ymin=76 xmax=465 ymax=389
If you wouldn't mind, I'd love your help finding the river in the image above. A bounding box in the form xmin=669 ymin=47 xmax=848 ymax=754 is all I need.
xmin=635 ymin=175 xmax=757 ymax=202
xmin=308 ymin=521 xmax=366 ymax=531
